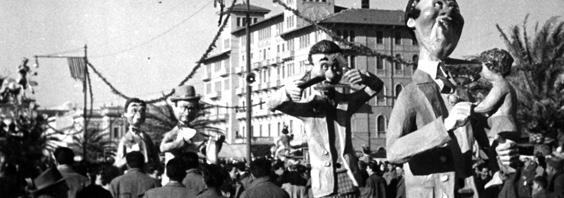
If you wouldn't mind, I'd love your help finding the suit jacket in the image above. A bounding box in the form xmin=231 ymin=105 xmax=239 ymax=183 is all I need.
xmin=547 ymin=171 xmax=564 ymax=198
xmin=182 ymin=169 xmax=207 ymax=196
xmin=57 ymin=165 xmax=90 ymax=198
xmin=143 ymin=182 xmax=195 ymax=198
xmin=386 ymin=69 xmax=476 ymax=198
xmin=268 ymin=79 xmax=382 ymax=197
xmin=240 ymin=177 xmax=289 ymax=198
xmin=360 ymin=174 xmax=386 ymax=198
xmin=110 ymin=168 xmax=160 ymax=198
xmin=114 ymin=130 xmax=159 ymax=168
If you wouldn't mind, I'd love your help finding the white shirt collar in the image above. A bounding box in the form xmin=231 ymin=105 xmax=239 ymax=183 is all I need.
xmin=418 ymin=59 xmax=441 ymax=79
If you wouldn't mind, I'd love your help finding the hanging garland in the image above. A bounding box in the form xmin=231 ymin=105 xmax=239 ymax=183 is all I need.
xmin=86 ymin=0 xmax=237 ymax=104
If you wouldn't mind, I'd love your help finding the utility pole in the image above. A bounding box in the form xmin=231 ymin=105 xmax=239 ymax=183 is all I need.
xmin=390 ymin=27 xmax=395 ymax=107
xmin=245 ymin=0 xmax=253 ymax=167
xmin=83 ymin=44 xmax=88 ymax=161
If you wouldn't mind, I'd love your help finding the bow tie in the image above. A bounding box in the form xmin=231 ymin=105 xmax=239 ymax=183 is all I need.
xmin=436 ymin=63 xmax=456 ymax=94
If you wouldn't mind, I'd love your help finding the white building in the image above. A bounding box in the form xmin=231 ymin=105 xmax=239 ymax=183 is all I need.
xmin=194 ymin=1 xmax=419 ymax=158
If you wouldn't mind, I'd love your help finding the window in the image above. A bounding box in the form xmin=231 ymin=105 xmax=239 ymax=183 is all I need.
xmin=214 ymin=62 xmax=221 ymax=71
xmin=395 ymin=32 xmax=401 ymax=45
xmin=412 ymin=37 xmax=417 ymax=45
xmin=224 ymin=39 xmax=230 ymax=49
xmin=206 ymin=83 xmax=212 ymax=94
xmin=412 ymin=55 xmax=419 ymax=71
xmin=376 ymin=31 xmax=383 ymax=44
xmin=377 ymin=115 xmax=386 ymax=135
xmin=268 ymin=124 xmax=271 ymax=137
xmin=113 ymin=128 xmax=119 ymax=139
xmin=394 ymin=54 xmax=402 ymax=71
xmin=377 ymin=87 xmax=386 ymax=105
xmin=395 ymin=84 xmax=403 ymax=97
xmin=237 ymin=17 xmax=241 ymax=27
xmin=376 ymin=56 xmax=383 ymax=70
xmin=253 ymin=18 xmax=258 ymax=24
xmin=224 ymin=79 xmax=230 ymax=90
xmin=215 ymin=81 xmax=221 ymax=92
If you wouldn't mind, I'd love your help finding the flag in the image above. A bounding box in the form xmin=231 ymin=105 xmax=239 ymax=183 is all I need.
xmin=67 ymin=57 xmax=86 ymax=81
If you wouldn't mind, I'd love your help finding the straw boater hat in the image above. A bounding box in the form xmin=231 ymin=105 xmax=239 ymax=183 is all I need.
xmin=170 ymin=85 xmax=201 ymax=102
xmin=32 ymin=168 xmax=67 ymax=194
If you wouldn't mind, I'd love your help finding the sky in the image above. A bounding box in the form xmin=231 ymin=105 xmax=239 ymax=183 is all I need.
xmin=0 ymin=0 xmax=562 ymax=109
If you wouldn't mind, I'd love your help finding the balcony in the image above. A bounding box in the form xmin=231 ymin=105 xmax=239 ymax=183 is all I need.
xmin=237 ymin=87 xmax=246 ymax=95
xmin=208 ymin=91 xmax=220 ymax=100
xmin=202 ymin=72 xmax=211 ymax=82
xmin=220 ymin=66 xmax=229 ymax=77
xmin=281 ymin=50 xmax=294 ymax=60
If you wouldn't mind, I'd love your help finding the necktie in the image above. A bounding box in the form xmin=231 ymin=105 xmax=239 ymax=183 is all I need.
xmin=436 ymin=63 xmax=456 ymax=94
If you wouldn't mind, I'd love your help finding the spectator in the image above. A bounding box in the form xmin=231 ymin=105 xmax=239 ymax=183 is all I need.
xmin=76 ymin=163 xmax=112 ymax=198
xmin=54 ymin=147 xmax=89 ymax=198
xmin=144 ymin=157 xmax=193 ymax=198
xmin=394 ymin=166 xmax=405 ymax=198
xmin=181 ymin=152 xmax=206 ymax=195
xmin=281 ymin=164 xmax=308 ymax=198
xmin=95 ymin=164 xmax=121 ymax=192
xmin=532 ymin=176 xmax=547 ymax=198
xmin=240 ymin=158 xmax=289 ymax=198
xmin=109 ymin=151 xmax=160 ymax=198
xmin=360 ymin=161 xmax=386 ymax=198
xmin=31 ymin=168 xmax=69 ymax=198
xmin=198 ymin=164 xmax=228 ymax=198
xmin=545 ymin=153 xmax=564 ymax=197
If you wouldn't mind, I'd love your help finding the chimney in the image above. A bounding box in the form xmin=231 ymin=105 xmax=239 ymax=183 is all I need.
xmin=361 ymin=0 xmax=369 ymax=9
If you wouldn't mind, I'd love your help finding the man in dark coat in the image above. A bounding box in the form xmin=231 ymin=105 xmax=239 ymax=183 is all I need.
xmin=110 ymin=151 xmax=160 ymax=198
xmin=143 ymin=158 xmax=193 ymax=198
xmin=546 ymin=152 xmax=564 ymax=198
xmin=361 ymin=161 xmax=386 ymax=198
xmin=241 ymin=158 xmax=289 ymax=198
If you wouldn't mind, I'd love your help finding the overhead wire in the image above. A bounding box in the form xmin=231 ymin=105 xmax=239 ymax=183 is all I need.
xmin=86 ymin=0 xmax=236 ymax=104
xmin=37 ymin=0 xmax=193 ymax=57
xmin=90 ymin=0 xmax=213 ymax=58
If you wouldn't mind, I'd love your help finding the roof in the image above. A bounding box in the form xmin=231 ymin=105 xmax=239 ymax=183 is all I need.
xmin=232 ymin=13 xmax=284 ymax=35
xmin=229 ymin=3 xmax=270 ymax=14
xmin=201 ymin=50 xmax=230 ymax=64
xmin=280 ymin=9 xmax=406 ymax=38
xmin=321 ymin=9 xmax=405 ymax=26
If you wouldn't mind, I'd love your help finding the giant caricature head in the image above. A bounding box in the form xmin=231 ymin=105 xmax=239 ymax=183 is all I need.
xmin=123 ymin=98 xmax=147 ymax=128
xmin=405 ymin=0 xmax=464 ymax=60
xmin=170 ymin=85 xmax=201 ymax=125
xmin=308 ymin=40 xmax=348 ymax=84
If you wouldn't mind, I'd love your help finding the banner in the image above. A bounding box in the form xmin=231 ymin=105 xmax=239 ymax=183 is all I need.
xmin=67 ymin=57 xmax=86 ymax=81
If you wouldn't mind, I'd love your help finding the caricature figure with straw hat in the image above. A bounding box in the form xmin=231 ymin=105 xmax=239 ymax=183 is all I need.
xmin=160 ymin=85 xmax=225 ymax=184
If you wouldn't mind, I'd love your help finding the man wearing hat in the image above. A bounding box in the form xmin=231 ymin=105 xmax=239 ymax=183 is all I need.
xmin=114 ymin=98 xmax=159 ymax=168
xmin=160 ymin=85 xmax=224 ymax=185
xmin=32 ymin=168 xmax=69 ymax=198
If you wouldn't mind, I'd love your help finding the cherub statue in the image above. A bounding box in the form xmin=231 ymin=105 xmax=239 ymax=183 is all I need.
xmin=473 ymin=48 xmax=518 ymax=143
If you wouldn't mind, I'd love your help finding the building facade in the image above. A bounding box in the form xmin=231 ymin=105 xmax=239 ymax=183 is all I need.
xmin=196 ymin=1 xmax=419 ymax=157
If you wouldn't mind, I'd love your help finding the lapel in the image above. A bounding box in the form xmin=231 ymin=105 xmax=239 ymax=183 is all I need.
xmin=412 ymin=70 xmax=449 ymax=118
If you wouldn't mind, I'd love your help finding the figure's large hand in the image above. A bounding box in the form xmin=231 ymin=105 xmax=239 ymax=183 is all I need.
xmin=343 ymin=69 xmax=367 ymax=85
xmin=285 ymin=81 xmax=304 ymax=102
xmin=343 ymin=69 xmax=382 ymax=91
xmin=496 ymin=139 xmax=519 ymax=167
xmin=444 ymin=102 xmax=472 ymax=131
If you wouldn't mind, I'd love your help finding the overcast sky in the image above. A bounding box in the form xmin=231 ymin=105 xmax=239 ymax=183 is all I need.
xmin=0 ymin=0 xmax=562 ymax=108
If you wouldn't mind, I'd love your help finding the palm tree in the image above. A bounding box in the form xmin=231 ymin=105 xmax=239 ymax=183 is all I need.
xmin=496 ymin=16 xmax=564 ymax=148
xmin=68 ymin=127 xmax=116 ymax=162
xmin=141 ymin=102 xmax=223 ymax=149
